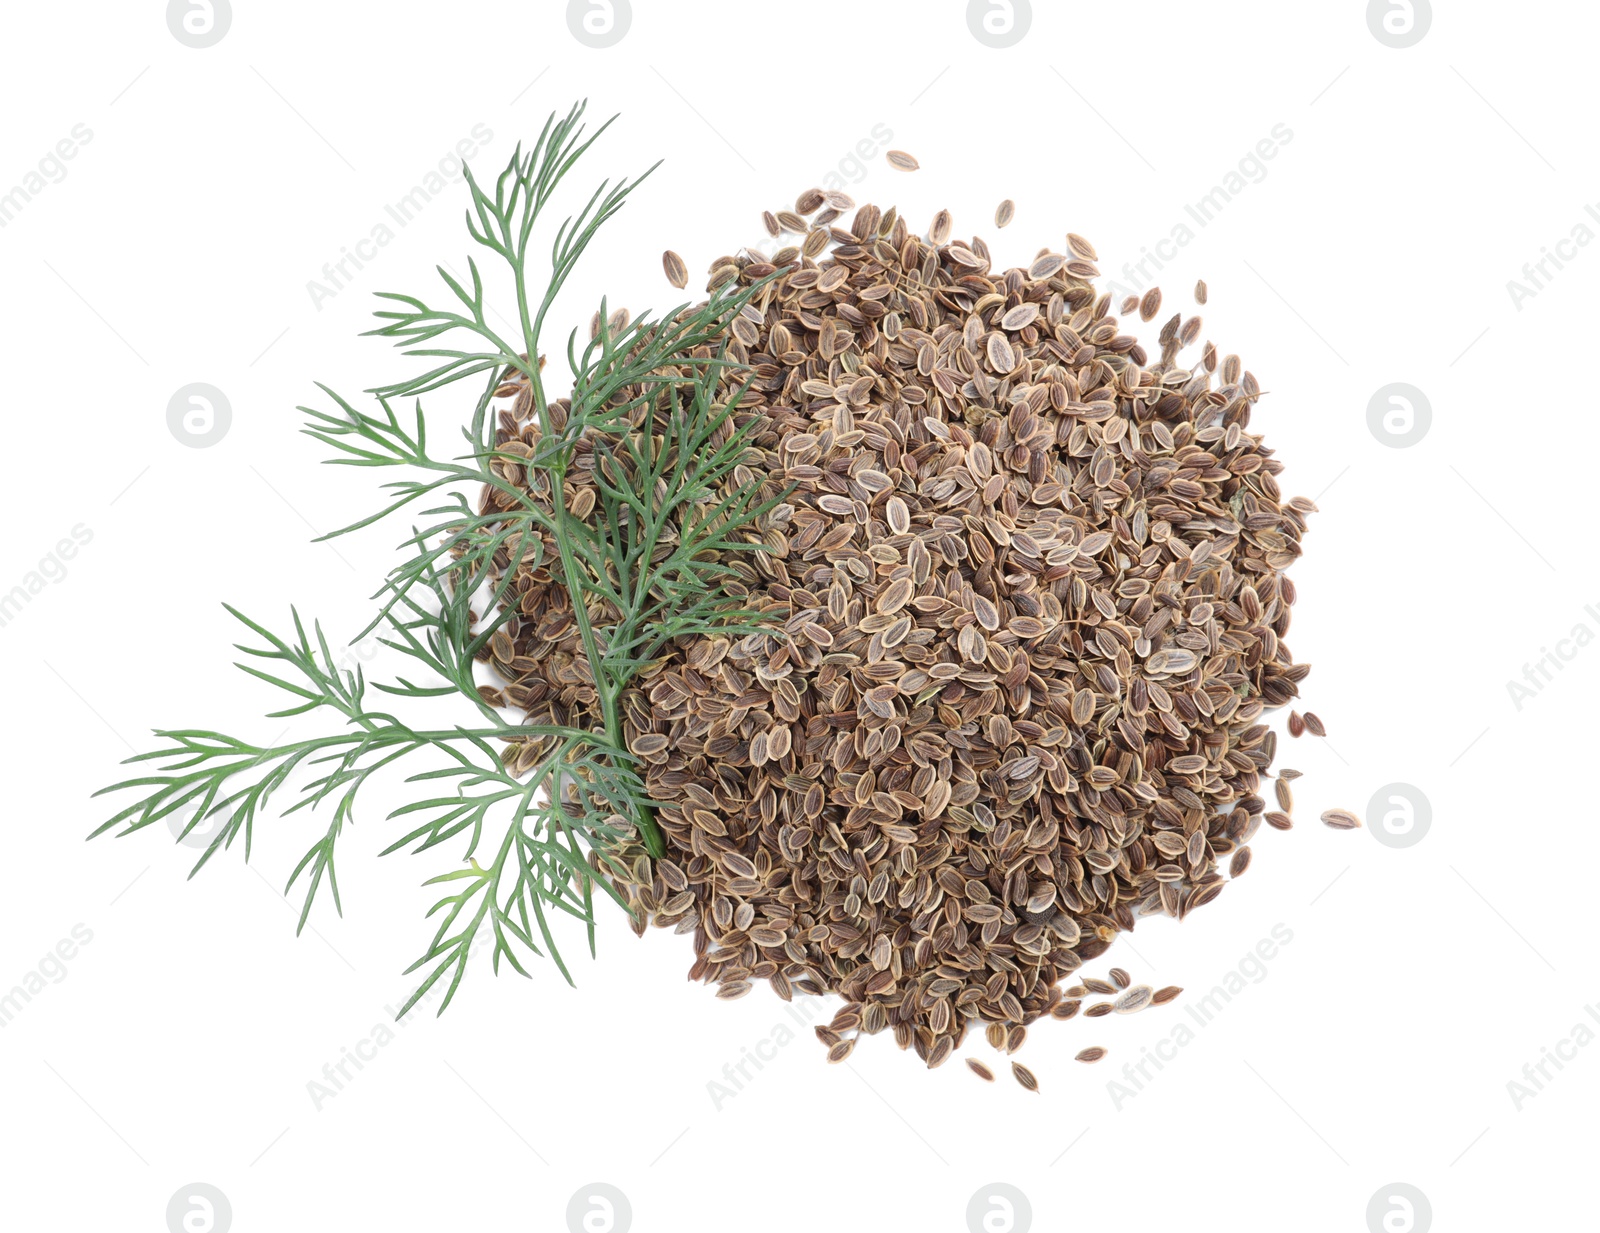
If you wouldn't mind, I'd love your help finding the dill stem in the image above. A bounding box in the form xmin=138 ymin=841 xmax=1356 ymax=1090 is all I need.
xmin=522 ymin=337 xmax=665 ymax=861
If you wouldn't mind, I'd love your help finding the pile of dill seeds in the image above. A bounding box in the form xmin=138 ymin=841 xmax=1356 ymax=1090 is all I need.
xmin=477 ymin=186 xmax=1316 ymax=1070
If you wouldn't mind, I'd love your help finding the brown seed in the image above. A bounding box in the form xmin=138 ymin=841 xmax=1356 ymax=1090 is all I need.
xmin=1011 ymin=1062 xmax=1039 ymax=1092
xmin=1303 ymin=711 xmax=1326 ymax=737
xmin=1113 ymin=984 xmax=1154 ymax=1014
xmin=1194 ymin=279 xmax=1208 ymax=304
xmin=1321 ymin=809 xmax=1362 ymax=831
xmin=761 ymin=210 xmax=779 ymax=238
xmin=1288 ymin=710 xmax=1306 ymax=737
xmin=886 ymin=149 xmax=920 ymax=172
xmin=481 ymin=180 xmax=1322 ymax=1076
xmin=966 ymin=1058 xmax=995 ymax=1082
xmin=1278 ymin=768 xmax=1303 ymax=781
xmin=1066 ymin=232 xmax=1097 ymax=260
xmin=1075 ymin=1047 xmax=1107 ymax=1064
xmin=1265 ymin=811 xmax=1294 ymax=831
xmin=1108 ymin=967 xmax=1131 ymax=990
xmin=1275 ymin=779 xmax=1294 ymax=812
xmin=662 ymin=250 xmax=688 ymax=289
xmin=995 ymin=199 xmax=1015 ymax=228
xmin=827 ymin=1038 xmax=856 ymax=1063
xmin=1139 ymin=287 xmax=1162 ymax=322
xmin=1151 ymin=986 xmax=1184 ymax=1006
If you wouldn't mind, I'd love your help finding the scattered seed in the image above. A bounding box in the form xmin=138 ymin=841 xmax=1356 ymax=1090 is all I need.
xmin=1321 ymin=809 xmax=1362 ymax=831
xmin=1011 ymin=1062 xmax=1039 ymax=1092
xmin=1108 ymin=967 xmax=1131 ymax=990
xmin=1195 ymin=279 xmax=1208 ymax=305
xmin=1288 ymin=711 xmax=1306 ymax=738
xmin=1114 ymin=985 xmax=1154 ymax=1014
xmin=1279 ymin=768 xmax=1302 ymax=781
xmin=1139 ymin=287 xmax=1162 ymax=322
xmin=1303 ymin=711 xmax=1326 ymax=737
xmin=662 ymin=250 xmax=688 ymax=289
xmin=1085 ymin=1002 xmax=1113 ymax=1018
xmin=995 ymin=199 xmax=1015 ymax=228
xmin=1075 ymin=1047 xmax=1107 ymax=1064
xmin=886 ymin=149 xmax=920 ymax=172
xmin=1151 ymin=986 xmax=1184 ymax=1006
xmin=966 ymin=1058 xmax=995 ymax=1081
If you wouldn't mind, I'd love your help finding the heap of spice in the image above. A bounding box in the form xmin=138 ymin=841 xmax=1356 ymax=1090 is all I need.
xmin=473 ymin=188 xmax=1315 ymax=1068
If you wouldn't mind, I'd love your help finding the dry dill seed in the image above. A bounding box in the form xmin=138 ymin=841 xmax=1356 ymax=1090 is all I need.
xmin=1288 ymin=710 xmax=1306 ymax=737
xmin=1139 ymin=287 xmax=1162 ymax=322
xmin=1265 ymin=811 xmax=1293 ymax=831
xmin=481 ymin=187 xmax=1318 ymax=1072
xmin=1229 ymin=847 xmax=1252 ymax=877
xmin=1152 ymin=986 xmax=1183 ymax=1005
xmin=1303 ymin=711 xmax=1327 ymax=737
xmin=1011 ymin=1062 xmax=1039 ymax=1092
xmin=1275 ymin=779 xmax=1294 ymax=811
xmin=995 ymin=199 xmax=1015 ymax=228
xmin=1195 ymin=279 xmax=1208 ymax=304
xmin=886 ymin=149 xmax=920 ymax=172
xmin=966 ymin=1058 xmax=996 ymax=1081
xmin=1279 ymin=768 xmax=1303 ymax=780
xmin=1075 ymin=1047 xmax=1107 ymax=1064
xmin=762 ymin=210 xmax=780 ymax=238
xmin=1321 ymin=809 xmax=1362 ymax=831
xmin=661 ymin=250 xmax=688 ymax=289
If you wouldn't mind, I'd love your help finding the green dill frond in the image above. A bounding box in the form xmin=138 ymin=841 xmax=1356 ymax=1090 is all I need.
xmin=93 ymin=100 xmax=781 ymax=1014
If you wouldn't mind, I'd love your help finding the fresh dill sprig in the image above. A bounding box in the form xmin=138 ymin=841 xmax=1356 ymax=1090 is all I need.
xmin=93 ymin=100 xmax=783 ymax=1014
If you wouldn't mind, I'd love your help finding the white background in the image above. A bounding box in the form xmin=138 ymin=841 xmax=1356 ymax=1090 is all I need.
xmin=0 ymin=2 xmax=1591 ymax=1230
